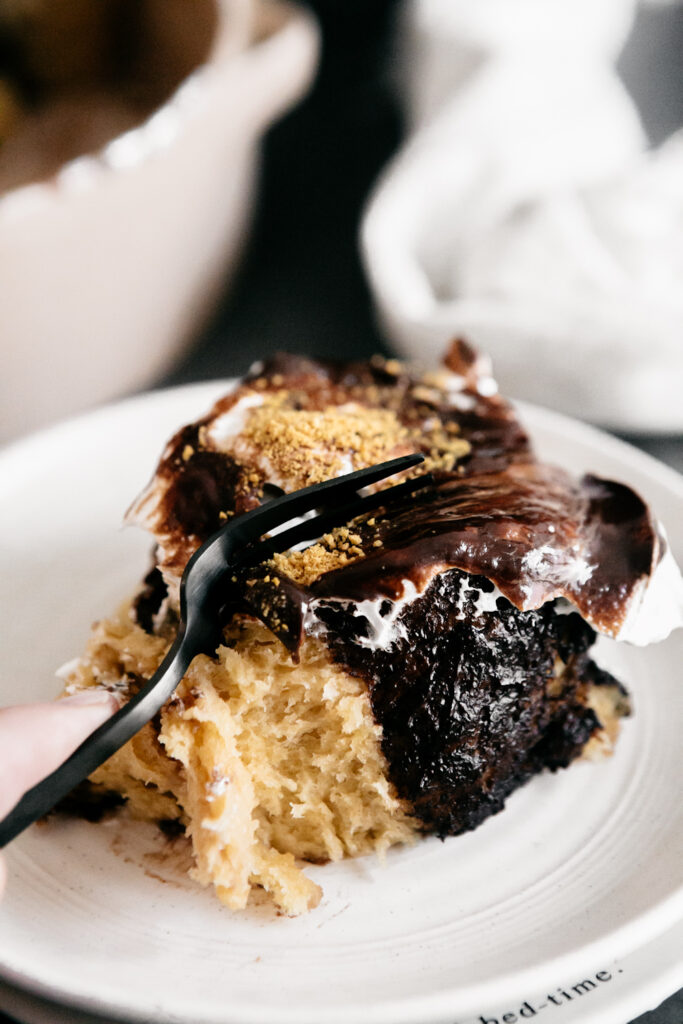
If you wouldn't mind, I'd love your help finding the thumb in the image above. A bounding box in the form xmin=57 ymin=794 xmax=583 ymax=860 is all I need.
xmin=0 ymin=692 xmax=120 ymax=821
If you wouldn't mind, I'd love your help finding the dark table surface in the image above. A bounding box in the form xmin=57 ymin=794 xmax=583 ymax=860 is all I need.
xmin=1 ymin=1 xmax=681 ymax=1022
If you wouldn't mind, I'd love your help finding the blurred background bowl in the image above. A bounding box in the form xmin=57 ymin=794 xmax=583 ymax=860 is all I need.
xmin=362 ymin=0 xmax=683 ymax=436
xmin=0 ymin=0 xmax=318 ymax=443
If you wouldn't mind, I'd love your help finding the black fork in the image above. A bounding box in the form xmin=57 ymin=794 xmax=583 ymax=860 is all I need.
xmin=0 ymin=454 xmax=428 ymax=847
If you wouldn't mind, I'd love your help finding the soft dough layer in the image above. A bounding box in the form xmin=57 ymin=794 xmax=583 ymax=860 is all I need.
xmin=60 ymin=594 xmax=627 ymax=915
xmin=61 ymin=605 xmax=418 ymax=915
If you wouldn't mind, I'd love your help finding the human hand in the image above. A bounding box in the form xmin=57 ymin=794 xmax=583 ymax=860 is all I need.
xmin=0 ymin=691 xmax=119 ymax=896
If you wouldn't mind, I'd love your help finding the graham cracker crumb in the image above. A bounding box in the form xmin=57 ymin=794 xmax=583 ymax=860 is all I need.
xmin=269 ymin=517 xmax=379 ymax=586
xmin=239 ymin=400 xmax=413 ymax=489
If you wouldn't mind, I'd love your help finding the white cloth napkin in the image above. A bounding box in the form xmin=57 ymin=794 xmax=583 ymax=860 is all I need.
xmin=363 ymin=0 xmax=683 ymax=432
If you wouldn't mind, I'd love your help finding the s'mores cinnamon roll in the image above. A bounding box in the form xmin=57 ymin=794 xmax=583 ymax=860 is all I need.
xmin=60 ymin=341 xmax=683 ymax=915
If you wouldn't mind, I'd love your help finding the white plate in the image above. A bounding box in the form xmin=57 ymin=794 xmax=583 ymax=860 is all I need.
xmin=0 ymin=384 xmax=681 ymax=1024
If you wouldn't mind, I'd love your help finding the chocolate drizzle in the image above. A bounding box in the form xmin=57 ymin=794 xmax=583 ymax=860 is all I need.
xmin=309 ymin=465 xmax=659 ymax=639
xmin=129 ymin=343 xmax=660 ymax=643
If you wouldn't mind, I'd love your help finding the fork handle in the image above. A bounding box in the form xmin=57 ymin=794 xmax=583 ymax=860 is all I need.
xmin=0 ymin=630 xmax=193 ymax=849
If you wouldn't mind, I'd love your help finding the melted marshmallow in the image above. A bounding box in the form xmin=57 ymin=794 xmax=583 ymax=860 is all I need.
xmin=305 ymin=575 xmax=507 ymax=653
xmin=207 ymin=393 xmax=264 ymax=447
xmin=304 ymin=583 xmax=417 ymax=651
xmin=616 ymin=542 xmax=683 ymax=646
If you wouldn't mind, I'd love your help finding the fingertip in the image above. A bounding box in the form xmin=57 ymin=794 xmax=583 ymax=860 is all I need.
xmin=60 ymin=690 xmax=121 ymax=715
xmin=54 ymin=690 xmax=121 ymax=741
xmin=0 ymin=695 xmax=122 ymax=819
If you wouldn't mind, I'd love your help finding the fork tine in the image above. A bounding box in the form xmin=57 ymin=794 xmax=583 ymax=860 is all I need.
xmin=254 ymin=473 xmax=434 ymax=565
xmin=180 ymin=454 xmax=426 ymax=609
xmin=213 ymin=453 xmax=425 ymax=550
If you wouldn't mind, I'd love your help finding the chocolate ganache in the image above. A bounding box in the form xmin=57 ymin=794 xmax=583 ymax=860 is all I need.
xmin=127 ymin=340 xmax=669 ymax=835
xmin=130 ymin=340 xmax=661 ymax=642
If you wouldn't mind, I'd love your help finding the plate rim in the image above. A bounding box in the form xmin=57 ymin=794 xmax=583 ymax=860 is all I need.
xmin=2 ymin=923 xmax=682 ymax=1024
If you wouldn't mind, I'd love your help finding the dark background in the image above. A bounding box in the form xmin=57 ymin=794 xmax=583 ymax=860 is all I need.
xmin=163 ymin=0 xmax=399 ymax=385
xmin=2 ymin=1 xmax=681 ymax=1022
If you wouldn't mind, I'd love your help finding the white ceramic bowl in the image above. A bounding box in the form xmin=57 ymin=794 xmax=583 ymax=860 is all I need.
xmin=365 ymin=0 xmax=683 ymax=435
xmin=0 ymin=0 xmax=318 ymax=443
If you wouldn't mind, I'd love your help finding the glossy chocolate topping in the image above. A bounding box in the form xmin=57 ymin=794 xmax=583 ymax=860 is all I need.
xmin=129 ymin=341 xmax=660 ymax=643
xmin=309 ymin=464 xmax=658 ymax=639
